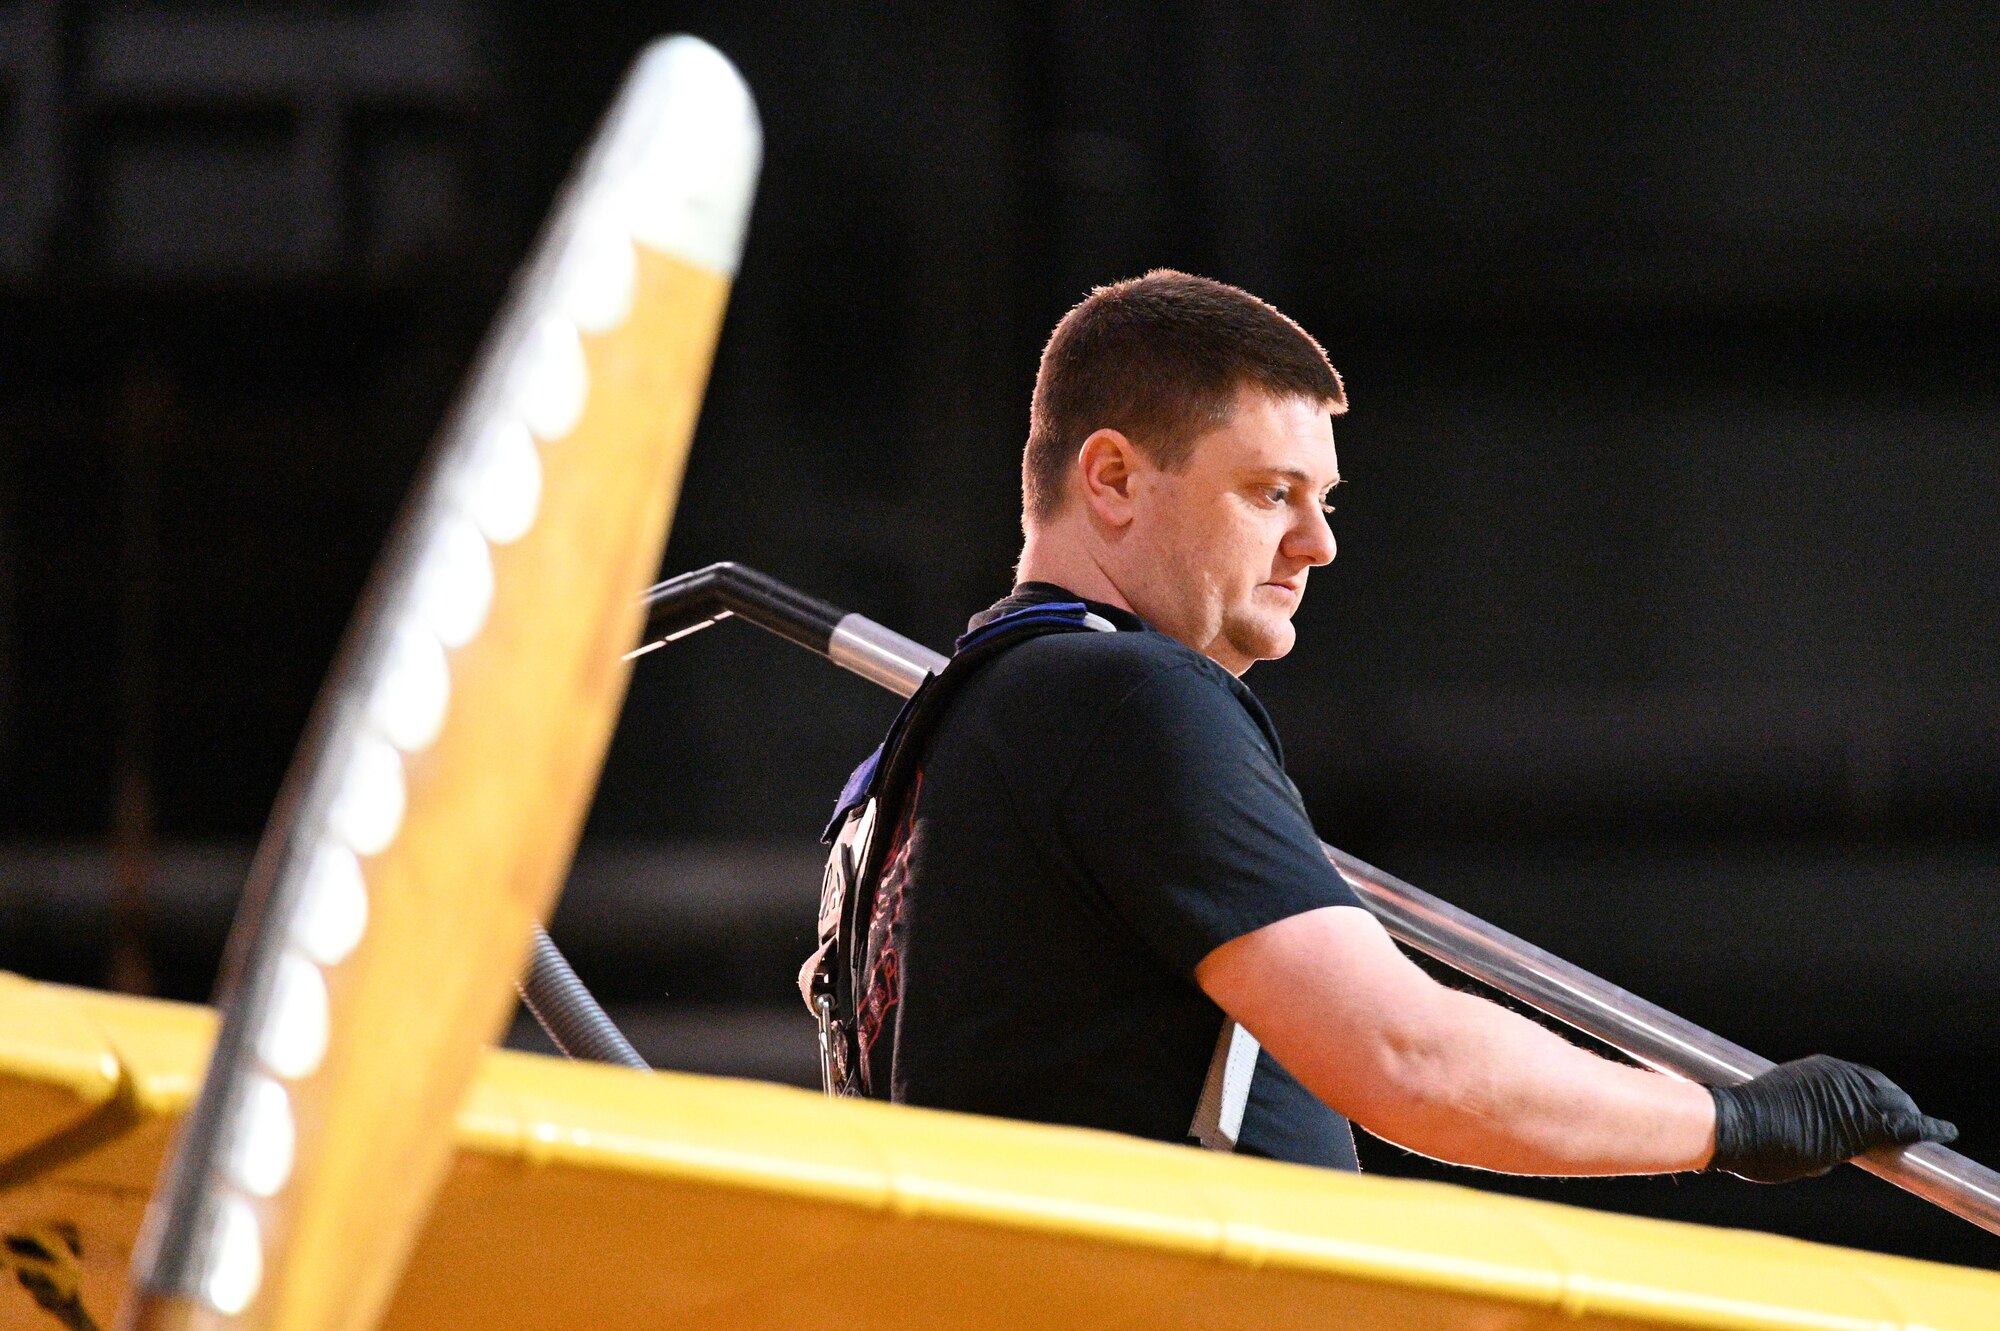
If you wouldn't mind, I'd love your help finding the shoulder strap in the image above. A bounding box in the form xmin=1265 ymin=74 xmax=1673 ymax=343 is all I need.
xmin=805 ymin=602 xmax=1108 ymax=1096
xmin=835 ymin=603 xmax=1105 ymax=1041
xmin=816 ymin=602 xmax=1104 ymax=842
xmin=809 ymin=601 xmax=1260 ymax=1153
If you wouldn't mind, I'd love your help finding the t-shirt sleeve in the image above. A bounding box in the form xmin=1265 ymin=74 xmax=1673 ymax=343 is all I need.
xmin=1056 ymin=661 xmax=1364 ymax=979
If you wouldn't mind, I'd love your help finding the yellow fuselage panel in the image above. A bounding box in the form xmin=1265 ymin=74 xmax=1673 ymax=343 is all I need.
xmin=0 ymin=979 xmax=1994 ymax=1331
xmin=0 ymin=973 xmax=125 ymax=1165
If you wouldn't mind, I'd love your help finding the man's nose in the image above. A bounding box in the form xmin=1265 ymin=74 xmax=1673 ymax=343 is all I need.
xmin=1289 ymin=506 xmax=1337 ymax=566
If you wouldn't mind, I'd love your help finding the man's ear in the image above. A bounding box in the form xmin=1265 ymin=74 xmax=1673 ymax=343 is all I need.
xmin=1076 ymin=428 xmax=1141 ymax=528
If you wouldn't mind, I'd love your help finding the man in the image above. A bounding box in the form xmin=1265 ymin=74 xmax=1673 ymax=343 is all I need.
xmin=852 ymin=268 xmax=1953 ymax=1180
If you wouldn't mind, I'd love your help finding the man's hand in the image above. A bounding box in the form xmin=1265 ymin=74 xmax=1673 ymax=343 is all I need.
xmin=1709 ymin=1055 xmax=1957 ymax=1183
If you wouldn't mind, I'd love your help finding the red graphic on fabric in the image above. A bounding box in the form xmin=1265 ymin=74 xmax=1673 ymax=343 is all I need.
xmin=857 ymin=769 xmax=922 ymax=1095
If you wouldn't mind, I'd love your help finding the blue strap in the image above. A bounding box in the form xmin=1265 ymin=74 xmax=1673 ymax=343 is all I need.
xmin=822 ymin=745 xmax=883 ymax=841
xmin=821 ymin=602 xmax=1098 ymax=840
xmin=952 ymin=602 xmax=1090 ymax=653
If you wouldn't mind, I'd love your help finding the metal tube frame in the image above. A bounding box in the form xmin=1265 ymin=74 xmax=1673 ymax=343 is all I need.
xmin=632 ymin=562 xmax=2000 ymax=1239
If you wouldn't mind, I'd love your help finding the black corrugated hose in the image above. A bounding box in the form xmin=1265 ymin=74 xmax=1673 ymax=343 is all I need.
xmin=517 ymin=926 xmax=649 ymax=1071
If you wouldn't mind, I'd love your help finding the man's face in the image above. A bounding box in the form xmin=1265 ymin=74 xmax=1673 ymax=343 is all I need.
xmin=1122 ymin=385 xmax=1340 ymax=674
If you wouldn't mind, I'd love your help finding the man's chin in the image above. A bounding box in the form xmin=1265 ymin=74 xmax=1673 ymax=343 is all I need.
xmin=1226 ymin=615 xmax=1296 ymax=667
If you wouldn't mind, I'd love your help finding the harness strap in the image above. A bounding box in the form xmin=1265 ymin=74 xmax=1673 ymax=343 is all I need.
xmin=1191 ymin=1021 xmax=1261 ymax=1150
xmin=811 ymin=596 xmax=1261 ymax=1154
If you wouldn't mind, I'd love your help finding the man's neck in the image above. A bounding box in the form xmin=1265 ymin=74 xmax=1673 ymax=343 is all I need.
xmin=1014 ymin=529 xmax=1135 ymax=614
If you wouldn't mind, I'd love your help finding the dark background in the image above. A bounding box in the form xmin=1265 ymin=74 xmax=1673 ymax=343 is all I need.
xmin=3 ymin=0 xmax=1997 ymax=1269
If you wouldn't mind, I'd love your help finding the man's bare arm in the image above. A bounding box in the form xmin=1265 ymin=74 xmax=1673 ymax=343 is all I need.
xmin=1195 ymin=905 xmax=1716 ymax=1175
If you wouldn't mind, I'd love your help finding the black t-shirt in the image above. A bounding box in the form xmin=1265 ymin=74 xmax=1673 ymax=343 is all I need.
xmin=855 ymin=582 xmax=1365 ymax=1170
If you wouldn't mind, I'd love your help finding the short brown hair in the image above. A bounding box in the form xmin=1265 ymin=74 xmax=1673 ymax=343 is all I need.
xmin=1022 ymin=269 xmax=1346 ymax=523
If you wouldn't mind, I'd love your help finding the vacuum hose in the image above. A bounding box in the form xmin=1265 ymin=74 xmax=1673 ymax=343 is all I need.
xmin=517 ymin=926 xmax=649 ymax=1071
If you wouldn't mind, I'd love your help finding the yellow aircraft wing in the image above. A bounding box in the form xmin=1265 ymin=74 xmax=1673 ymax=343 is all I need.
xmin=2 ymin=977 xmax=1997 ymax=1331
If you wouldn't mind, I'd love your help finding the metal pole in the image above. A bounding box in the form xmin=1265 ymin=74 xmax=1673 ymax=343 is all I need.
xmin=1321 ymin=845 xmax=2000 ymax=1236
xmin=636 ymin=562 xmax=2000 ymax=1238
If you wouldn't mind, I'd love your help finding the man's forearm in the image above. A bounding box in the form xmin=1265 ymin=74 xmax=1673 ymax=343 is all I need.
xmin=1202 ymin=905 xmax=1949 ymax=1180
xmin=1200 ymin=905 xmax=1716 ymax=1176
xmin=1350 ymin=983 xmax=1717 ymax=1175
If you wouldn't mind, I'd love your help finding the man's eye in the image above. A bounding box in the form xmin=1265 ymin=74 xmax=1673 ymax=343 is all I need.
xmin=1264 ymin=487 xmax=1289 ymax=505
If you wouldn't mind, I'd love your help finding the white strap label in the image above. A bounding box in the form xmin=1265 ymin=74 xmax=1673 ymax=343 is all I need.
xmin=1190 ymin=1021 xmax=1260 ymax=1150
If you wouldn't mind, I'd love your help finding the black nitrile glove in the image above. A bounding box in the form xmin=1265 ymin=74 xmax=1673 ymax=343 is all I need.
xmin=1709 ymin=1054 xmax=1958 ymax=1183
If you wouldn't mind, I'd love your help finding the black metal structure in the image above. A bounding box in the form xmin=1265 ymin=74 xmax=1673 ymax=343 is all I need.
xmin=632 ymin=561 xmax=847 ymax=652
